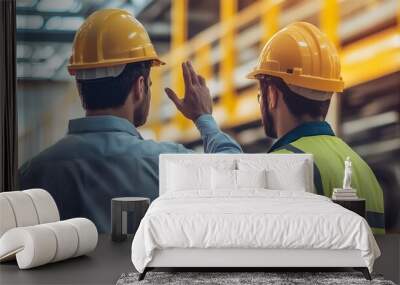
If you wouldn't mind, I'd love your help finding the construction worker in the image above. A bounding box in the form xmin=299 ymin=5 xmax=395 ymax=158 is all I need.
xmin=18 ymin=9 xmax=242 ymax=233
xmin=247 ymin=22 xmax=385 ymax=234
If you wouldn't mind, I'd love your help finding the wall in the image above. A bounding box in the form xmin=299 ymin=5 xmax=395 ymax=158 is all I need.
xmin=17 ymin=80 xmax=83 ymax=166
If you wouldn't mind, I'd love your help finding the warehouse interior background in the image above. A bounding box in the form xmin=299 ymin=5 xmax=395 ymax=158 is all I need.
xmin=16 ymin=0 xmax=400 ymax=232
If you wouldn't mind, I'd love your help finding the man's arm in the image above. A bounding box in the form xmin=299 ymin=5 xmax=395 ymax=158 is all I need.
xmin=194 ymin=114 xmax=241 ymax=153
xmin=165 ymin=61 xmax=242 ymax=154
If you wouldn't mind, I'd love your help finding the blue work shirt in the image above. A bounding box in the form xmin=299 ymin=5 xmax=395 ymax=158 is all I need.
xmin=19 ymin=114 xmax=242 ymax=232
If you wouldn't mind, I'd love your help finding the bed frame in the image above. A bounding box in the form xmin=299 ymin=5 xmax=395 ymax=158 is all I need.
xmin=139 ymin=154 xmax=372 ymax=281
xmin=139 ymin=248 xmax=370 ymax=280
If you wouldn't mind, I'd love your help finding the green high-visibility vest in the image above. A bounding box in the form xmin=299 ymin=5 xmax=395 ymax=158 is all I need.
xmin=269 ymin=121 xmax=385 ymax=234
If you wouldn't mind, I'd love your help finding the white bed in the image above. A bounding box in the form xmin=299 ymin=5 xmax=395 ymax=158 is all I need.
xmin=131 ymin=154 xmax=380 ymax=280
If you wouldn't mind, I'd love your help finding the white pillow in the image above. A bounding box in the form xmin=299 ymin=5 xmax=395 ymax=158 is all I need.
xmin=211 ymin=168 xmax=236 ymax=190
xmin=236 ymin=169 xmax=268 ymax=189
xmin=211 ymin=169 xmax=268 ymax=190
xmin=167 ymin=163 xmax=211 ymax=191
xmin=266 ymin=163 xmax=308 ymax=191
xmin=237 ymin=159 xmax=308 ymax=191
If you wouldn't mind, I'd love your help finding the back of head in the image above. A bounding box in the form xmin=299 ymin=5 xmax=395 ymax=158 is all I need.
xmin=76 ymin=61 xmax=151 ymax=110
xmin=260 ymin=76 xmax=331 ymax=119
xmin=248 ymin=22 xmax=344 ymax=119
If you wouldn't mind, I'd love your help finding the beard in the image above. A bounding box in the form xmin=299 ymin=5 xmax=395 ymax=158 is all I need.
xmin=133 ymin=108 xmax=147 ymax=127
xmin=261 ymin=95 xmax=277 ymax=138
xmin=262 ymin=104 xmax=277 ymax=138
xmin=133 ymin=84 xmax=150 ymax=127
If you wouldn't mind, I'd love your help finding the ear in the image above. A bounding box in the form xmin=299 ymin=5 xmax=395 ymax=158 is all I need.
xmin=132 ymin=75 xmax=145 ymax=104
xmin=267 ymin=85 xmax=279 ymax=110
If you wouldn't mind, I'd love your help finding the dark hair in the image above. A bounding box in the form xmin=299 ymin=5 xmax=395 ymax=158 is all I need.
xmin=260 ymin=76 xmax=331 ymax=119
xmin=77 ymin=61 xmax=152 ymax=110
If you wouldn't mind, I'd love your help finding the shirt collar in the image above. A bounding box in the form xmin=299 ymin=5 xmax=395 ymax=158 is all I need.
xmin=68 ymin=115 xmax=142 ymax=138
xmin=268 ymin=121 xmax=335 ymax=152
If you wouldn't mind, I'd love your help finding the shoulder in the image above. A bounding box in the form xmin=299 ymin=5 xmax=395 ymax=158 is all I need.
xmin=19 ymin=134 xmax=89 ymax=175
xmin=270 ymin=135 xmax=347 ymax=156
xmin=33 ymin=135 xmax=92 ymax=163
xmin=136 ymin=139 xmax=190 ymax=155
xmin=291 ymin=135 xmax=373 ymax=170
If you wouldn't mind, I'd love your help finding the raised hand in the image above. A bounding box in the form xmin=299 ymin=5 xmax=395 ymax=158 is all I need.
xmin=165 ymin=61 xmax=212 ymax=121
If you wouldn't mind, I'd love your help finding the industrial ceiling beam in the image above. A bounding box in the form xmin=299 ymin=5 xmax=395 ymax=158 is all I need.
xmin=17 ymin=30 xmax=76 ymax=42
xmin=16 ymin=8 xmax=83 ymax=17
xmin=17 ymin=27 xmax=170 ymax=43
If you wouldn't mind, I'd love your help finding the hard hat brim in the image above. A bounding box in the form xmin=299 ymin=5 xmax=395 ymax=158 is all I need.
xmin=68 ymin=56 xmax=165 ymax=76
xmin=246 ymin=70 xmax=259 ymax=80
xmin=246 ymin=69 xmax=344 ymax=93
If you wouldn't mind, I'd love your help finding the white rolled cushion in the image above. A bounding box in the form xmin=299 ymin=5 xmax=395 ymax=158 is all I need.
xmin=211 ymin=168 xmax=236 ymax=190
xmin=0 ymin=218 xmax=98 ymax=269
xmin=42 ymin=221 xmax=79 ymax=262
xmin=0 ymin=196 xmax=17 ymax=237
xmin=1 ymin=191 xmax=39 ymax=227
xmin=23 ymin=189 xmax=60 ymax=223
xmin=167 ymin=163 xmax=212 ymax=191
xmin=65 ymin=218 xmax=98 ymax=257
xmin=0 ymin=226 xmax=57 ymax=269
xmin=236 ymin=169 xmax=268 ymax=189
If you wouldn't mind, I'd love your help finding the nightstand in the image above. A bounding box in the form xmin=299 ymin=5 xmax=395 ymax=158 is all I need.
xmin=111 ymin=197 xmax=150 ymax=242
xmin=332 ymin=198 xmax=366 ymax=218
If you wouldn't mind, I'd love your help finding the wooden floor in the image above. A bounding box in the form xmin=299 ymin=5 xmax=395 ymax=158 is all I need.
xmin=374 ymin=234 xmax=400 ymax=284
xmin=0 ymin=234 xmax=398 ymax=284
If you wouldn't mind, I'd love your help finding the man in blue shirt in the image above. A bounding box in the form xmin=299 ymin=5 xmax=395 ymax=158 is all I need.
xmin=19 ymin=9 xmax=241 ymax=232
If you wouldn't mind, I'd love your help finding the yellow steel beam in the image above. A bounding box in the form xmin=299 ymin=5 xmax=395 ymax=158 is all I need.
xmin=165 ymin=1 xmax=265 ymax=61
xmin=261 ymin=0 xmax=281 ymax=46
xmin=398 ymin=0 xmax=400 ymax=31
xmin=161 ymin=0 xmax=284 ymax=64
xmin=219 ymin=0 xmax=237 ymax=115
xmin=195 ymin=43 xmax=212 ymax=80
xmin=320 ymin=0 xmax=340 ymax=48
xmin=171 ymin=0 xmax=188 ymax=129
xmin=320 ymin=0 xmax=340 ymax=133
xmin=341 ymin=27 xmax=400 ymax=88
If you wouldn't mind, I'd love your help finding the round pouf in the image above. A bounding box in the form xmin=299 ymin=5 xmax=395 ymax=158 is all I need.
xmin=111 ymin=197 xmax=150 ymax=242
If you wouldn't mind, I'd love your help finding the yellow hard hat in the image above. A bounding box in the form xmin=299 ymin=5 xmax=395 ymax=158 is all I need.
xmin=68 ymin=8 xmax=165 ymax=75
xmin=247 ymin=22 xmax=344 ymax=93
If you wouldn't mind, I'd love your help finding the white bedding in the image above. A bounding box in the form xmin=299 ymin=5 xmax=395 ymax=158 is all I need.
xmin=131 ymin=190 xmax=380 ymax=273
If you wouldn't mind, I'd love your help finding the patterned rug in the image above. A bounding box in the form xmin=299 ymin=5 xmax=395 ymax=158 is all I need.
xmin=117 ymin=271 xmax=396 ymax=285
